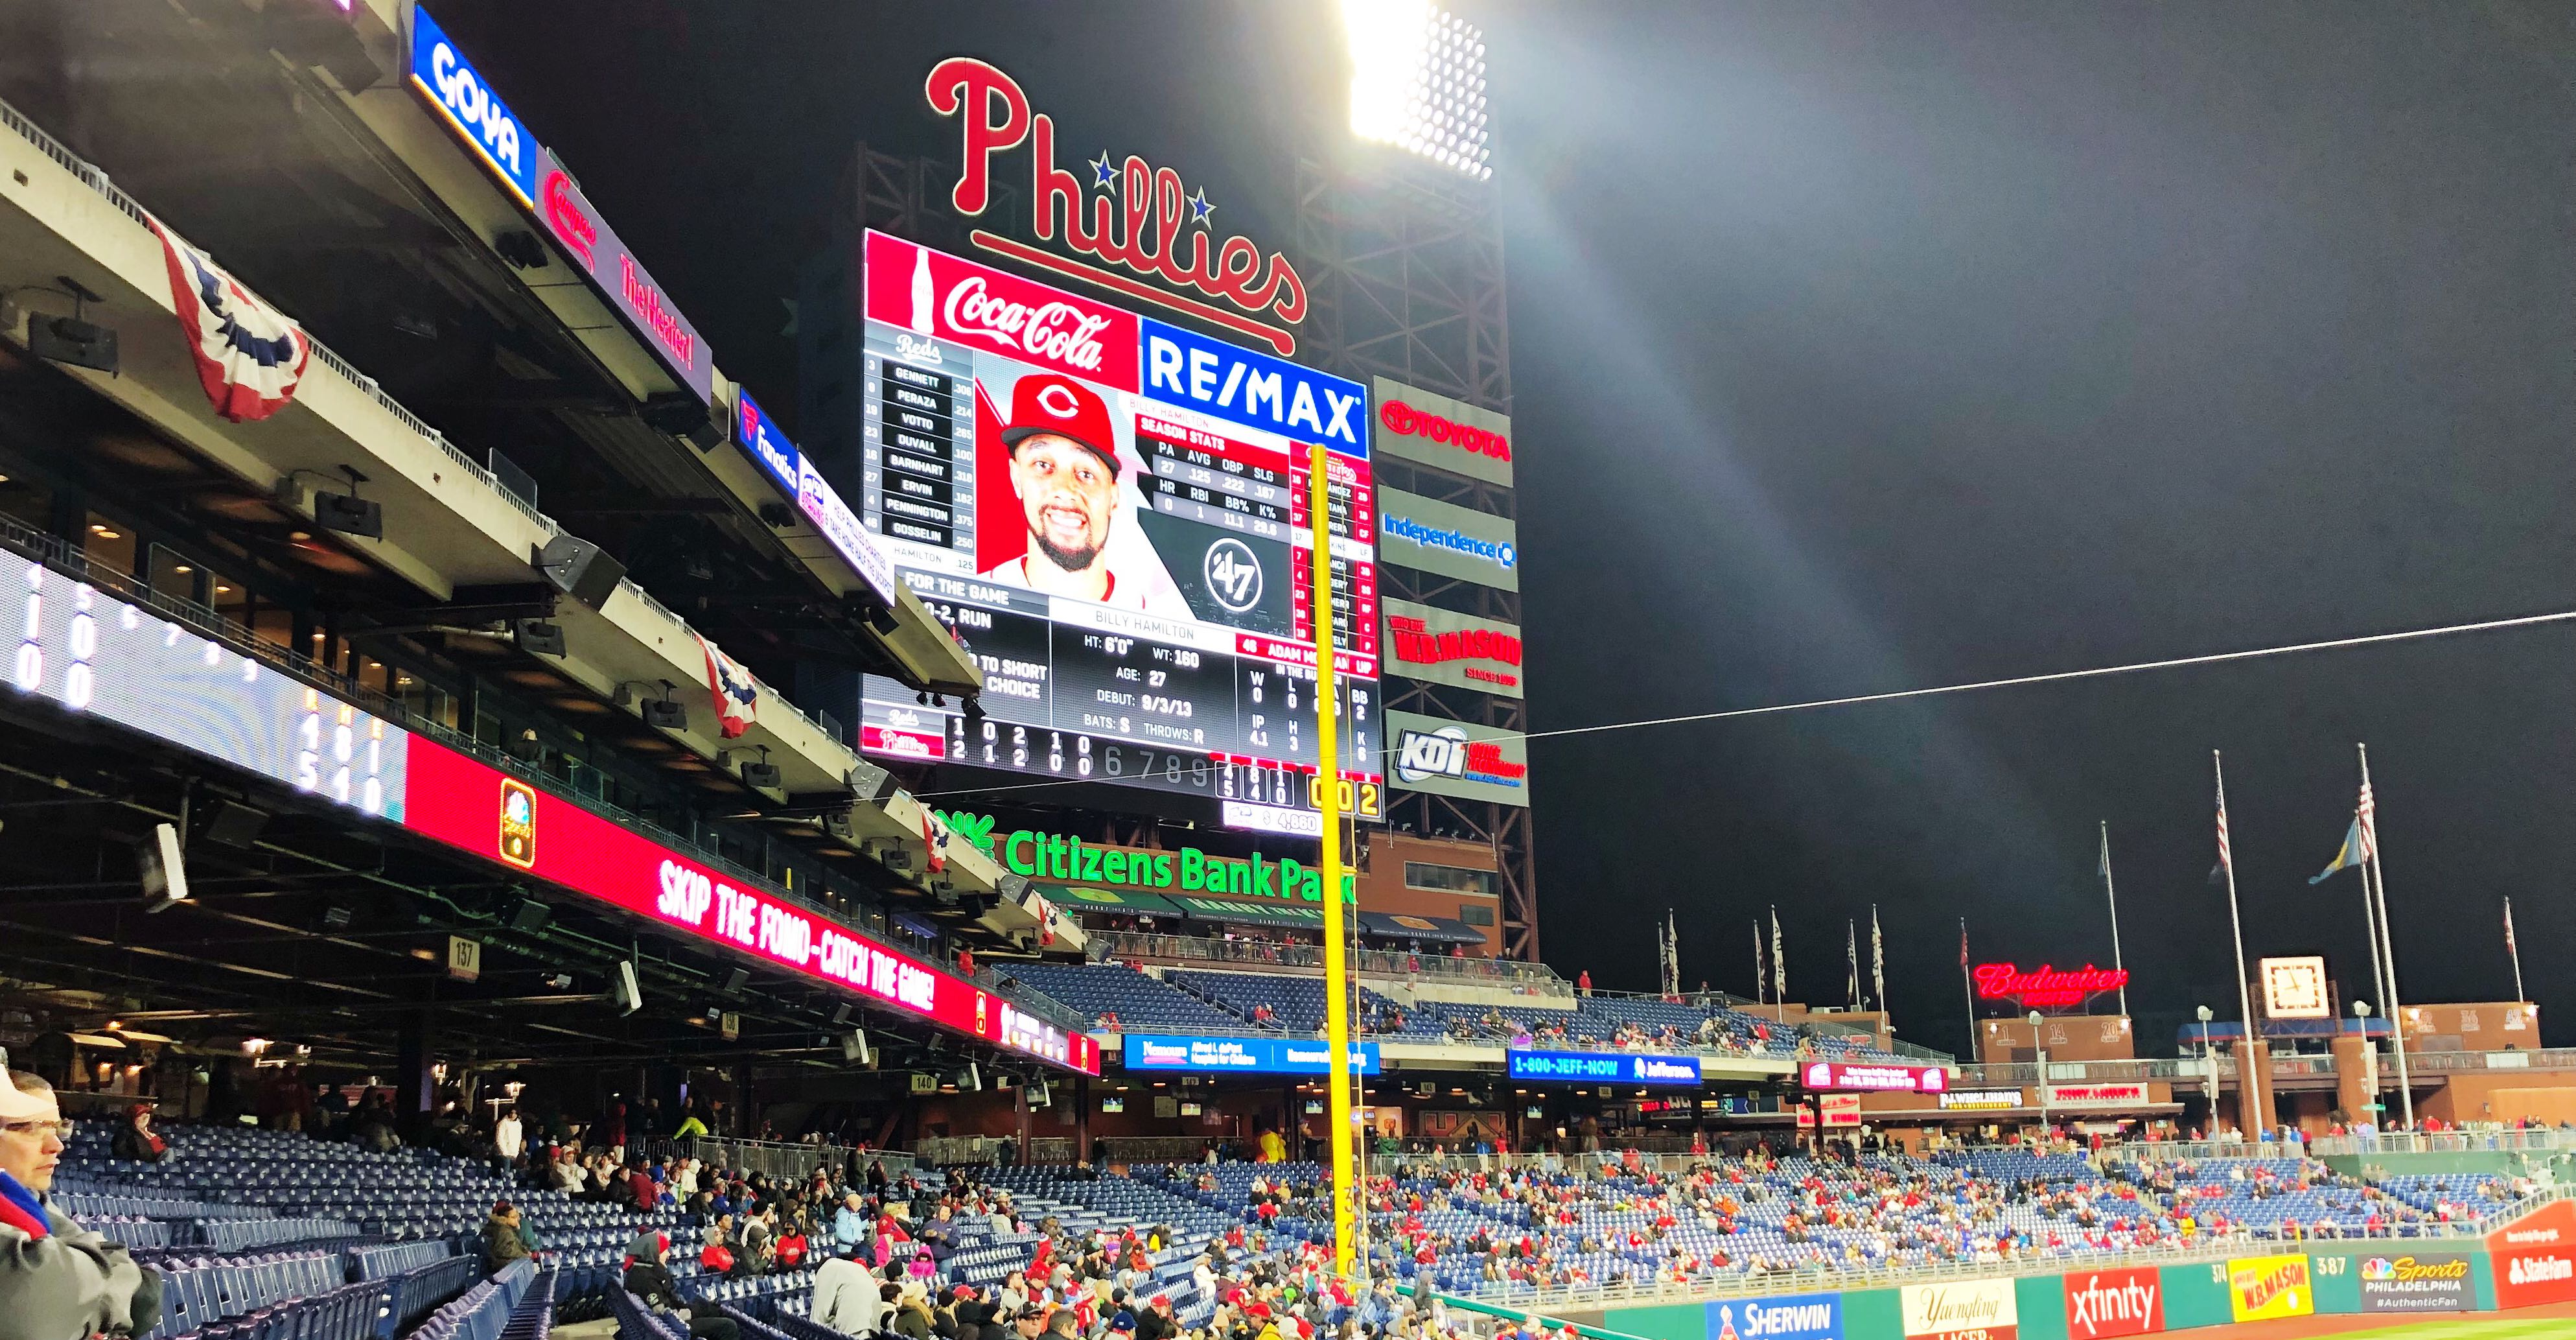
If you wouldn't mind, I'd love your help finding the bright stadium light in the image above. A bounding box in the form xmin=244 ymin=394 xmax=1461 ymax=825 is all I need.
xmin=1343 ymin=0 xmax=1492 ymax=180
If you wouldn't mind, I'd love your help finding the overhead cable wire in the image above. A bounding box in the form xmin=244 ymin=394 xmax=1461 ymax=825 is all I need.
xmin=900 ymin=607 xmax=2576 ymax=801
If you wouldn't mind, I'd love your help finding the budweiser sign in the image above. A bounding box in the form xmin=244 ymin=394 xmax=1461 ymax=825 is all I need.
xmin=1973 ymin=961 xmax=2129 ymax=1009
xmin=925 ymin=58 xmax=1306 ymax=356
xmin=863 ymin=232 xmax=1141 ymax=392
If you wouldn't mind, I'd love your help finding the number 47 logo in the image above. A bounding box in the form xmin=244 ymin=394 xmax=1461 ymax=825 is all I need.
xmin=1203 ymin=538 xmax=1262 ymax=612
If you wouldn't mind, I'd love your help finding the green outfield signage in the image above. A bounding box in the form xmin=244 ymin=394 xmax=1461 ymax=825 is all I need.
xmin=937 ymin=810 xmax=1349 ymax=904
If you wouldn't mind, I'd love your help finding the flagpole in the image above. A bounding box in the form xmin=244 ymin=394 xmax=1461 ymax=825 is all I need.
xmin=2356 ymin=820 xmax=2387 ymax=1026
xmin=1959 ymin=917 xmax=1977 ymax=1059
xmin=2098 ymin=821 xmax=2129 ymax=1019
xmin=2359 ymin=743 xmax=2415 ymax=1130
xmin=1871 ymin=905 xmax=1888 ymax=1028
xmin=1846 ymin=920 xmax=1859 ymax=1011
xmin=2505 ymin=897 xmax=2527 ymax=1005
xmin=1770 ymin=906 xmax=1785 ymax=1009
xmin=2214 ymin=750 xmax=2264 ymax=1135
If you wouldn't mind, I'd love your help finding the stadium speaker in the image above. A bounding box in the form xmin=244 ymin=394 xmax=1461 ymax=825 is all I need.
xmin=642 ymin=698 xmax=688 ymax=731
xmin=723 ymin=968 xmax=750 ymax=994
xmin=533 ymin=535 xmax=627 ymax=611
xmin=314 ymin=491 xmax=384 ymax=539
xmin=741 ymin=759 xmax=783 ymax=790
xmin=201 ymin=800 xmax=270 ymax=849
xmin=139 ymin=823 xmax=189 ymax=913
xmin=514 ymin=619 xmax=567 ymax=657
xmin=831 ymin=1004 xmax=855 ymax=1026
xmin=1032 ymin=1079 xmax=1052 ymax=1109
xmin=30 ymin=314 xmax=117 ymax=373
xmin=962 ymin=1062 xmax=983 ymax=1092
xmin=506 ymin=897 xmax=553 ymax=934
xmin=493 ymin=229 xmax=550 ymax=270
xmin=846 ymin=760 xmax=900 ymax=804
xmin=640 ymin=392 xmax=722 ymax=450
xmin=842 ymin=1030 xmax=874 ymax=1067
xmin=612 ymin=961 xmax=643 ymax=1016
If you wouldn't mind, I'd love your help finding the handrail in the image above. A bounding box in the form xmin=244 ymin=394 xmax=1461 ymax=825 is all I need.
xmin=1096 ymin=930 xmax=1573 ymax=989
xmin=1440 ymin=1183 xmax=2571 ymax=1313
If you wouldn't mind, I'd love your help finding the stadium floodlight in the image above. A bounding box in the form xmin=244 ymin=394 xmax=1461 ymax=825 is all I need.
xmin=1343 ymin=0 xmax=1492 ymax=180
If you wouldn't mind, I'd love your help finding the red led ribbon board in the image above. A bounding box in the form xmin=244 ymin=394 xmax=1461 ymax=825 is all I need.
xmin=1801 ymin=1060 xmax=1948 ymax=1093
xmin=1973 ymin=962 xmax=2129 ymax=1010
xmin=400 ymin=738 xmax=1097 ymax=1074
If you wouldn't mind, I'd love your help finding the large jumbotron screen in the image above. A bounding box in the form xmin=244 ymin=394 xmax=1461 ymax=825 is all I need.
xmin=851 ymin=232 xmax=1382 ymax=834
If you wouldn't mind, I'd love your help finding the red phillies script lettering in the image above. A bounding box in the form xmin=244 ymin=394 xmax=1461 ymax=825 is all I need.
xmin=1974 ymin=961 xmax=2129 ymax=1009
xmin=925 ymin=58 xmax=1306 ymax=329
xmin=540 ymin=170 xmax=596 ymax=269
xmin=1382 ymin=399 xmax=1511 ymax=462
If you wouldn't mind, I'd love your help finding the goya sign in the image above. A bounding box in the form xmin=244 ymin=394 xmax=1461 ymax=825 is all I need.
xmin=407 ymin=7 xmax=537 ymax=206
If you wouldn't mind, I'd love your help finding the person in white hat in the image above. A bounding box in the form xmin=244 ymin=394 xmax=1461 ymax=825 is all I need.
xmin=0 ymin=1058 xmax=159 ymax=1338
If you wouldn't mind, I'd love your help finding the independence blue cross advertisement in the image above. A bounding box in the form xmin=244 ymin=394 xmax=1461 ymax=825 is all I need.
xmin=1124 ymin=1035 xmax=1382 ymax=1076
xmin=1506 ymin=1049 xmax=1702 ymax=1087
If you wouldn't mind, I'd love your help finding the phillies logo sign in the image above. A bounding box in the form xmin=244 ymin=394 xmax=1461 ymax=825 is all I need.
xmin=1974 ymin=961 xmax=2129 ymax=1009
xmin=1382 ymin=399 xmax=1511 ymax=462
xmin=925 ymin=58 xmax=1308 ymax=357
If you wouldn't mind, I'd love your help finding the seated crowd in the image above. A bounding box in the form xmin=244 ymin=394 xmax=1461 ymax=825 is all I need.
xmin=14 ymin=1070 xmax=2555 ymax=1340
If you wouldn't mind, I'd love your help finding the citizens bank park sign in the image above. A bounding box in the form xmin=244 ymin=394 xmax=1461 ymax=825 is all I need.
xmin=927 ymin=60 xmax=1308 ymax=356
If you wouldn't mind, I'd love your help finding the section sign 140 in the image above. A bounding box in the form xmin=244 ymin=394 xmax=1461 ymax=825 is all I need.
xmin=853 ymin=231 xmax=1380 ymax=831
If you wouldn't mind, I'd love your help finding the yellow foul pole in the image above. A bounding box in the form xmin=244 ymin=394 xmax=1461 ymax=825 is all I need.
xmin=1312 ymin=445 xmax=1355 ymax=1280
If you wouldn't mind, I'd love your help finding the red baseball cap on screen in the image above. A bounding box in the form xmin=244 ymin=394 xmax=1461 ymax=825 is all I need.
xmin=1001 ymin=373 xmax=1119 ymax=478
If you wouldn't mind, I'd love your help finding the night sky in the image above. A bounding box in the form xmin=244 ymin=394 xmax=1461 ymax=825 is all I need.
xmin=433 ymin=2 xmax=2576 ymax=1053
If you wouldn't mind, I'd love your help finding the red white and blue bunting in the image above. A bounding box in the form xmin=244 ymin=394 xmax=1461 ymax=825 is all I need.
xmin=149 ymin=219 xmax=310 ymax=423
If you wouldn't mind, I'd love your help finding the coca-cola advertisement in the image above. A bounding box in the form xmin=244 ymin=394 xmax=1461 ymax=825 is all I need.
xmin=853 ymin=231 xmax=1381 ymax=830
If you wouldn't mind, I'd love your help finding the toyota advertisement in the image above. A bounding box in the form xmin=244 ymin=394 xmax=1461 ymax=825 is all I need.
xmin=852 ymin=232 xmax=1380 ymax=834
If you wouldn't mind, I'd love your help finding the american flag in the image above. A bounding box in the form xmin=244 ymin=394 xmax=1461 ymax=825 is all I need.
xmin=2216 ymin=781 xmax=2234 ymax=876
xmin=2358 ymin=778 xmax=2378 ymax=861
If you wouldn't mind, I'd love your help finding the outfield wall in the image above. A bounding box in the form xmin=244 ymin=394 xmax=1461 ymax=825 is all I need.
xmin=1579 ymin=1199 xmax=2576 ymax=1339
